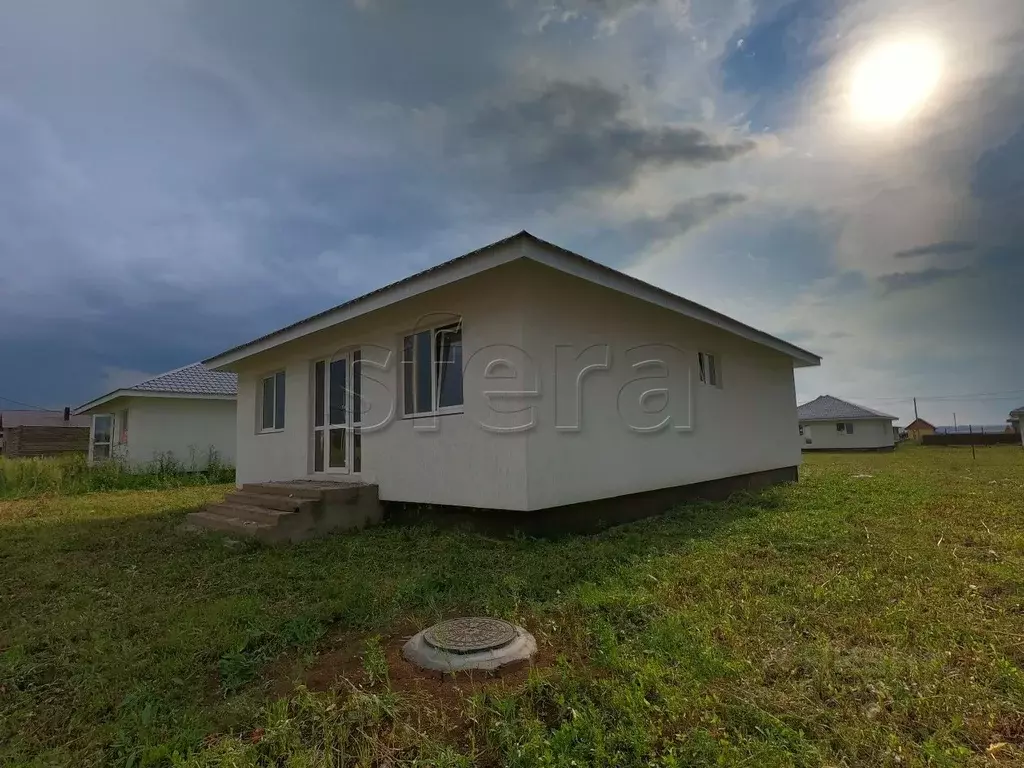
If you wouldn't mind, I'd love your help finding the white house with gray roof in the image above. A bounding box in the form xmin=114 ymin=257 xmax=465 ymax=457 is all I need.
xmin=797 ymin=395 xmax=896 ymax=452
xmin=196 ymin=231 xmax=820 ymax=533
xmin=75 ymin=363 xmax=237 ymax=468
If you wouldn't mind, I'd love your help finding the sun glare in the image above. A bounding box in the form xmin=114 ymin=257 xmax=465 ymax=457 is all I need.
xmin=849 ymin=36 xmax=943 ymax=125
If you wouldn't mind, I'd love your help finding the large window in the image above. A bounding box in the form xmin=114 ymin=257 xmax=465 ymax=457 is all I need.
xmin=402 ymin=322 xmax=463 ymax=416
xmin=260 ymin=371 xmax=286 ymax=432
xmin=92 ymin=414 xmax=112 ymax=461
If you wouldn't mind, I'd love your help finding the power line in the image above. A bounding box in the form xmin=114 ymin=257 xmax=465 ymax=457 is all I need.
xmin=830 ymin=389 xmax=1024 ymax=404
xmin=0 ymin=395 xmax=52 ymax=411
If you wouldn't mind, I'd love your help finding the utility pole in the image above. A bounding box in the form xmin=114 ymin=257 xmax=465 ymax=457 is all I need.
xmin=914 ymin=397 xmax=919 ymax=420
xmin=953 ymin=412 xmax=957 ymax=430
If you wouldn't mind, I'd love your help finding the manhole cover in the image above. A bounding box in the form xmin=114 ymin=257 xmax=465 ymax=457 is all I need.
xmin=423 ymin=617 xmax=517 ymax=654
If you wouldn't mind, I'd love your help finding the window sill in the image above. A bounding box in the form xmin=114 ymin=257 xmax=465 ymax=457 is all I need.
xmin=400 ymin=408 xmax=464 ymax=421
xmin=258 ymin=428 xmax=285 ymax=435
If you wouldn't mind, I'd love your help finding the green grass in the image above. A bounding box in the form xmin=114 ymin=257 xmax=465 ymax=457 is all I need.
xmin=0 ymin=453 xmax=235 ymax=499
xmin=1 ymin=445 xmax=1022 ymax=766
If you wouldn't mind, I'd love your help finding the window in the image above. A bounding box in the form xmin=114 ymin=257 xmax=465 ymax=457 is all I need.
xmin=402 ymin=322 xmax=463 ymax=416
xmin=836 ymin=422 xmax=855 ymax=434
xmin=846 ymin=422 xmax=854 ymax=434
xmin=92 ymin=414 xmax=112 ymax=461
xmin=260 ymin=371 xmax=286 ymax=431
xmin=118 ymin=409 xmax=129 ymax=444
xmin=798 ymin=425 xmax=804 ymax=436
xmin=697 ymin=352 xmax=720 ymax=387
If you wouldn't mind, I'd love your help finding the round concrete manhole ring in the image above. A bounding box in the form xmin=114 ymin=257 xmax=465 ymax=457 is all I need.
xmin=423 ymin=617 xmax=517 ymax=654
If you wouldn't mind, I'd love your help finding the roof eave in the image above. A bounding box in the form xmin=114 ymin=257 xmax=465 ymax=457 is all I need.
xmin=203 ymin=231 xmax=823 ymax=370
xmin=75 ymin=390 xmax=236 ymax=414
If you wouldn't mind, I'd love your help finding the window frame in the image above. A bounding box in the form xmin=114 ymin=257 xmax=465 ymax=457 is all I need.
xmin=401 ymin=320 xmax=464 ymax=418
xmin=697 ymin=351 xmax=722 ymax=388
xmin=259 ymin=371 xmax=287 ymax=433
xmin=92 ymin=413 xmax=113 ymax=461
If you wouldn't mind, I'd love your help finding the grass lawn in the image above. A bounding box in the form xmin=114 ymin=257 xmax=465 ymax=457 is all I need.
xmin=1 ymin=446 xmax=1022 ymax=767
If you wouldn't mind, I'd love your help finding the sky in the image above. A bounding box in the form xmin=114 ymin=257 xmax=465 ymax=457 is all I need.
xmin=1 ymin=0 xmax=1022 ymax=427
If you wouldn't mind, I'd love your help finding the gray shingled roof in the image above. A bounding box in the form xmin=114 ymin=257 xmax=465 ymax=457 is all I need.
xmin=798 ymin=395 xmax=896 ymax=422
xmin=129 ymin=363 xmax=237 ymax=396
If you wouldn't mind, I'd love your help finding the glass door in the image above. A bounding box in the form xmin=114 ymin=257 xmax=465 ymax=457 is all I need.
xmin=312 ymin=355 xmax=350 ymax=473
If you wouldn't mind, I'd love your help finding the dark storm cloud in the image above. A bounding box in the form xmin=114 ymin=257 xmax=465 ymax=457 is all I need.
xmin=877 ymin=266 xmax=975 ymax=294
xmin=892 ymin=241 xmax=976 ymax=259
xmin=464 ymin=81 xmax=756 ymax=195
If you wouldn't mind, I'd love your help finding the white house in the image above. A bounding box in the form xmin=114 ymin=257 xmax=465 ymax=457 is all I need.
xmin=201 ymin=231 xmax=820 ymax=524
xmin=75 ymin=363 xmax=237 ymax=468
xmin=1009 ymin=406 xmax=1023 ymax=446
xmin=797 ymin=395 xmax=896 ymax=451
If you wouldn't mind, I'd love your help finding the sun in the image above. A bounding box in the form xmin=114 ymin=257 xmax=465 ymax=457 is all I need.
xmin=849 ymin=36 xmax=943 ymax=124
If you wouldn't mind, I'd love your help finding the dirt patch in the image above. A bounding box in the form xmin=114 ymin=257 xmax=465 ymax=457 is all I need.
xmin=266 ymin=623 xmax=557 ymax=736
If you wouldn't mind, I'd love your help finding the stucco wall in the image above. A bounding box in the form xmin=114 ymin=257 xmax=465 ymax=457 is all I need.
xmin=800 ymin=418 xmax=894 ymax=450
xmin=234 ymin=261 xmax=531 ymax=508
xmin=89 ymin=397 xmax=236 ymax=468
xmin=231 ymin=255 xmax=805 ymax=510
xmin=518 ymin=257 xmax=802 ymax=509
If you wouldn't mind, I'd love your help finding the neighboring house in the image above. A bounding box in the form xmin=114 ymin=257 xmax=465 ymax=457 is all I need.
xmin=0 ymin=410 xmax=90 ymax=458
xmin=74 ymin=363 xmax=237 ymax=468
xmin=202 ymin=231 xmax=821 ymax=519
xmin=797 ymin=395 xmax=896 ymax=452
xmin=906 ymin=418 xmax=937 ymax=443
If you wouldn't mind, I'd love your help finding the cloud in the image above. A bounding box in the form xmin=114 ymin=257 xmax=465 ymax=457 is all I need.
xmin=892 ymin=241 xmax=976 ymax=259
xmin=100 ymin=367 xmax=157 ymax=392
xmin=878 ymin=267 xmax=976 ymax=294
xmin=463 ymin=80 xmax=756 ymax=195
xmin=619 ymin=192 xmax=748 ymax=245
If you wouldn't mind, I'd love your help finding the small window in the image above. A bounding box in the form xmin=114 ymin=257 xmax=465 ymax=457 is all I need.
xmin=798 ymin=425 xmax=804 ymax=436
xmin=836 ymin=422 xmax=845 ymax=433
xmin=403 ymin=321 xmax=463 ymax=416
xmin=846 ymin=422 xmax=854 ymax=434
xmin=260 ymin=371 xmax=286 ymax=431
xmin=697 ymin=352 xmax=720 ymax=386
xmin=118 ymin=409 xmax=129 ymax=444
xmin=92 ymin=414 xmax=112 ymax=461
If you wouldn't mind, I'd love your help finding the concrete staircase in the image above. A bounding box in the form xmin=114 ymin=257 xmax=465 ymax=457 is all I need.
xmin=185 ymin=480 xmax=382 ymax=543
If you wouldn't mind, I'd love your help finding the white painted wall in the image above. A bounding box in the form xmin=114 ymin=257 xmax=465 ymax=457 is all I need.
xmin=234 ymin=260 xmax=531 ymax=508
xmin=518 ymin=255 xmax=801 ymax=509
xmin=231 ymin=253 xmax=805 ymax=510
xmin=800 ymin=418 xmax=894 ymax=451
xmin=85 ymin=396 xmax=236 ymax=468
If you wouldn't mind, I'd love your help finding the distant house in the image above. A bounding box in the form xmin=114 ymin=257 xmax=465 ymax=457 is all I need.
xmin=905 ymin=418 xmax=937 ymax=443
xmin=74 ymin=363 xmax=237 ymax=468
xmin=1009 ymin=406 xmax=1023 ymax=446
xmin=797 ymin=395 xmax=896 ymax=452
xmin=0 ymin=410 xmax=90 ymax=458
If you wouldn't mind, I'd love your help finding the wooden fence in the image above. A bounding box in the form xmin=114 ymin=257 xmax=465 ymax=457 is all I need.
xmin=1 ymin=426 xmax=90 ymax=457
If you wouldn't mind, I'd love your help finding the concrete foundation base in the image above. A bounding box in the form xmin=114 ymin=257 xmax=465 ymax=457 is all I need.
xmin=385 ymin=465 xmax=798 ymax=537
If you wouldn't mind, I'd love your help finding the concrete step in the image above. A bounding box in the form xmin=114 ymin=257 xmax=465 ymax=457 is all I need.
xmin=184 ymin=510 xmax=272 ymax=537
xmin=240 ymin=481 xmax=368 ymax=499
xmin=225 ymin=491 xmax=313 ymax=513
xmin=205 ymin=502 xmax=294 ymax=526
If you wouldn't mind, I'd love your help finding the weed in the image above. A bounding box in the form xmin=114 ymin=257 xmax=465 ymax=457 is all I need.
xmin=362 ymin=635 xmax=390 ymax=686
